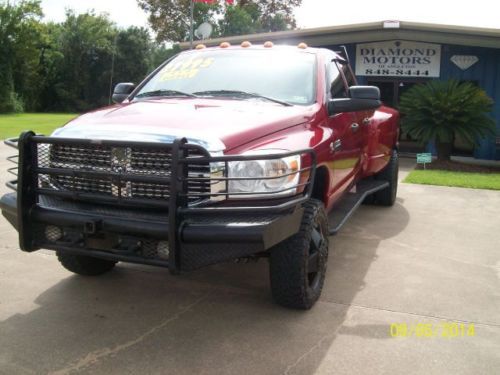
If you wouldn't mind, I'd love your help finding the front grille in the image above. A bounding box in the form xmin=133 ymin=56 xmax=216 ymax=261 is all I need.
xmin=38 ymin=143 xmax=210 ymax=205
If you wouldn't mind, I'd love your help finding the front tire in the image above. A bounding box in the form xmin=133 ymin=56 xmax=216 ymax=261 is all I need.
xmin=57 ymin=252 xmax=117 ymax=276
xmin=375 ymin=149 xmax=399 ymax=206
xmin=269 ymin=199 xmax=329 ymax=309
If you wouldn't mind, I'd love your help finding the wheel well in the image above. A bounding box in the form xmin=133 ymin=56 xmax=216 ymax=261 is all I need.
xmin=311 ymin=166 xmax=329 ymax=205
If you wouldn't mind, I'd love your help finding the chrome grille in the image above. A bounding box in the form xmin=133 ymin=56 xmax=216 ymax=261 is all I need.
xmin=49 ymin=144 xmax=112 ymax=169
xmin=130 ymin=149 xmax=171 ymax=175
xmin=44 ymin=144 xmax=210 ymax=204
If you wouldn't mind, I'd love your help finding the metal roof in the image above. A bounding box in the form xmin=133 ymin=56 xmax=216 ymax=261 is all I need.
xmin=180 ymin=20 xmax=500 ymax=50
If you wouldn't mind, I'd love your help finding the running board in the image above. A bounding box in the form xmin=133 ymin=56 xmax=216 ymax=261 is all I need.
xmin=328 ymin=180 xmax=389 ymax=235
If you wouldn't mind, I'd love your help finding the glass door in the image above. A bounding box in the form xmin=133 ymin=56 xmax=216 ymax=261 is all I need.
xmin=367 ymin=79 xmax=427 ymax=153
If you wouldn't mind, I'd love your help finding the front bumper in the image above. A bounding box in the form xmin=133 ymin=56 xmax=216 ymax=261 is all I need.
xmin=1 ymin=133 xmax=315 ymax=272
xmin=0 ymin=192 xmax=303 ymax=271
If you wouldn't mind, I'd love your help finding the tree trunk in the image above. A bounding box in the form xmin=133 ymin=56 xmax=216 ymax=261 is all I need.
xmin=436 ymin=141 xmax=452 ymax=161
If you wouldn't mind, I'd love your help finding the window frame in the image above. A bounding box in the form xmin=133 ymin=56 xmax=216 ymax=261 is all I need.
xmin=325 ymin=52 xmax=358 ymax=100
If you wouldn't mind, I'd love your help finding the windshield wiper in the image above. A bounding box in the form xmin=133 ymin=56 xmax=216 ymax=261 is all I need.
xmin=135 ymin=90 xmax=198 ymax=99
xmin=193 ymin=90 xmax=292 ymax=107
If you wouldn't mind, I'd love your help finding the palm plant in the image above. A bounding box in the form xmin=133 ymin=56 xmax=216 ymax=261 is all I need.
xmin=399 ymin=80 xmax=496 ymax=161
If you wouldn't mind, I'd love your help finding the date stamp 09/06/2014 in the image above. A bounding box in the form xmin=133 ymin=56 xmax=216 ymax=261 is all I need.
xmin=390 ymin=322 xmax=475 ymax=338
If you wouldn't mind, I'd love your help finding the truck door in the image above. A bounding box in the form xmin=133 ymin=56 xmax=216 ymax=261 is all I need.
xmin=325 ymin=59 xmax=365 ymax=199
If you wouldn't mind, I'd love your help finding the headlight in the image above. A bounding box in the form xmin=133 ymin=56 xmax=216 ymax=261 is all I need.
xmin=226 ymin=151 xmax=301 ymax=198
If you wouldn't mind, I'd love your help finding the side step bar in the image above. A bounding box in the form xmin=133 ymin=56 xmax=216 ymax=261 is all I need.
xmin=328 ymin=179 xmax=389 ymax=235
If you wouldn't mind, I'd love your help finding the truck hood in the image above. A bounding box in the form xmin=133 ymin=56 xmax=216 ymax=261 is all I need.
xmin=53 ymin=99 xmax=317 ymax=152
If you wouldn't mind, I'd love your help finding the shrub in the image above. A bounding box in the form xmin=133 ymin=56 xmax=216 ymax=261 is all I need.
xmin=0 ymin=89 xmax=25 ymax=113
xmin=399 ymin=80 xmax=496 ymax=161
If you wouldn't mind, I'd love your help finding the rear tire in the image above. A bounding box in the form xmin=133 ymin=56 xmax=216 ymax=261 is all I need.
xmin=269 ymin=199 xmax=329 ymax=310
xmin=375 ymin=149 xmax=399 ymax=206
xmin=57 ymin=252 xmax=117 ymax=276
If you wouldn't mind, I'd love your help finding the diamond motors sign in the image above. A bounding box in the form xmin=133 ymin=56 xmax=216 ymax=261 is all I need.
xmin=356 ymin=40 xmax=441 ymax=77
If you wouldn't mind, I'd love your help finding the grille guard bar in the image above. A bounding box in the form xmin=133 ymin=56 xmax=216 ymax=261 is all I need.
xmin=5 ymin=131 xmax=317 ymax=273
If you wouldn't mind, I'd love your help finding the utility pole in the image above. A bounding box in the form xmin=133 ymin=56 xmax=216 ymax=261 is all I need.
xmin=108 ymin=33 xmax=118 ymax=105
xmin=189 ymin=0 xmax=194 ymax=49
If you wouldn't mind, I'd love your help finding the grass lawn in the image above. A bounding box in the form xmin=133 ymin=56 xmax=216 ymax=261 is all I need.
xmin=404 ymin=169 xmax=500 ymax=190
xmin=0 ymin=113 xmax=77 ymax=139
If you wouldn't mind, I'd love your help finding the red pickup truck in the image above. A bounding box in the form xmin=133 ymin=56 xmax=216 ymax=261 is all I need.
xmin=1 ymin=43 xmax=399 ymax=309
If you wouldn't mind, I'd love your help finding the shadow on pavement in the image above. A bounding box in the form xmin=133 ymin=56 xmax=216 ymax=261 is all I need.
xmin=0 ymin=201 xmax=410 ymax=375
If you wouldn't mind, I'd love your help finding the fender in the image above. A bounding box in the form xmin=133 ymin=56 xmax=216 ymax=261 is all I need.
xmin=363 ymin=106 xmax=400 ymax=176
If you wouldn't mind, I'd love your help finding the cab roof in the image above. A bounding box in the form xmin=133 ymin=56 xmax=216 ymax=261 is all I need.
xmin=181 ymin=43 xmax=347 ymax=63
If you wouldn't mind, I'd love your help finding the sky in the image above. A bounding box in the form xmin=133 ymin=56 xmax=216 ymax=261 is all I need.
xmin=40 ymin=0 xmax=500 ymax=30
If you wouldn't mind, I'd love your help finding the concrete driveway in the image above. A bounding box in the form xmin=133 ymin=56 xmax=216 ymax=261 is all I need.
xmin=0 ymin=146 xmax=499 ymax=375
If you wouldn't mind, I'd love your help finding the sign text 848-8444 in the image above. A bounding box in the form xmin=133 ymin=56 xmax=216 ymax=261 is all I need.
xmin=363 ymin=69 xmax=431 ymax=76
xmin=356 ymin=40 xmax=442 ymax=78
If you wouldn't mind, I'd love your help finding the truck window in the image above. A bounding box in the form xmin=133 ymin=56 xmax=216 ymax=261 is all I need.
xmin=135 ymin=50 xmax=317 ymax=106
xmin=329 ymin=60 xmax=358 ymax=99
xmin=339 ymin=61 xmax=357 ymax=87
xmin=327 ymin=63 xmax=347 ymax=99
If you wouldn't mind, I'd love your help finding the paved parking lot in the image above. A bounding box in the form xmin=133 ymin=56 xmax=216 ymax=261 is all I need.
xmin=0 ymin=147 xmax=499 ymax=375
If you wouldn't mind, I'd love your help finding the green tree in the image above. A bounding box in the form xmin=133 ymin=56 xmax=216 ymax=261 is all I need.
xmin=36 ymin=22 xmax=65 ymax=111
xmin=113 ymin=27 xmax=155 ymax=87
xmin=0 ymin=4 xmax=204 ymax=114
xmin=39 ymin=12 xmax=161 ymax=112
xmin=47 ymin=11 xmax=117 ymax=111
xmin=137 ymin=0 xmax=302 ymax=42
xmin=0 ymin=0 xmax=44 ymax=113
xmin=255 ymin=0 xmax=301 ymax=32
xmin=38 ymin=14 xmax=159 ymax=112
xmin=219 ymin=5 xmax=256 ymax=36
xmin=150 ymin=44 xmax=181 ymax=69
xmin=137 ymin=0 xmax=221 ymax=42
xmin=218 ymin=2 xmax=262 ymax=37
xmin=399 ymin=80 xmax=496 ymax=161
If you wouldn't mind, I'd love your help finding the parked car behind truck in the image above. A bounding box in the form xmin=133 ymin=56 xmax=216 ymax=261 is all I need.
xmin=1 ymin=43 xmax=399 ymax=309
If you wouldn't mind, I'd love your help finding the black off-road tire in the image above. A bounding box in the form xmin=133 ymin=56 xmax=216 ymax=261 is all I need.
xmin=375 ymin=149 xmax=399 ymax=206
xmin=57 ymin=252 xmax=117 ymax=276
xmin=269 ymin=199 xmax=329 ymax=310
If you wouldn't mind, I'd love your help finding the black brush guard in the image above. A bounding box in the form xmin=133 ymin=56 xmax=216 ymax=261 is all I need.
xmin=1 ymin=132 xmax=316 ymax=273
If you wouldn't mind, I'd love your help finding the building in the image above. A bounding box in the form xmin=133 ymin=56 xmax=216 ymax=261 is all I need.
xmin=181 ymin=21 xmax=500 ymax=160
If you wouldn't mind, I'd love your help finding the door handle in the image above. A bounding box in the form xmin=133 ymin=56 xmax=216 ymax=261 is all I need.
xmin=351 ymin=123 xmax=360 ymax=132
xmin=330 ymin=139 xmax=342 ymax=152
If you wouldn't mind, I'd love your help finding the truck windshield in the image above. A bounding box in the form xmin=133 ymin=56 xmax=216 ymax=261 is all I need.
xmin=134 ymin=49 xmax=317 ymax=106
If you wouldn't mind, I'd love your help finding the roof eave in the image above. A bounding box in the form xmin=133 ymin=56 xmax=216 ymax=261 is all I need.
xmin=179 ymin=20 xmax=500 ymax=50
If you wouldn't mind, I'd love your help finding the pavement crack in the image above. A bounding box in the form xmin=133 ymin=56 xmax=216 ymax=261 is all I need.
xmin=320 ymin=299 xmax=500 ymax=328
xmin=49 ymin=292 xmax=211 ymax=375
xmin=283 ymin=331 xmax=338 ymax=375
xmin=340 ymin=227 xmax=497 ymax=271
xmin=283 ymin=310 xmax=352 ymax=375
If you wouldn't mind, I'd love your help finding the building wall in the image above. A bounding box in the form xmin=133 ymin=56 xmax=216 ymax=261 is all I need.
xmin=441 ymin=45 xmax=500 ymax=160
xmin=323 ymin=42 xmax=500 ymax=160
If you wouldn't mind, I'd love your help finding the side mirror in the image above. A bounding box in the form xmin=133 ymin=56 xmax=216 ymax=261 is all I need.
xmin=112 ymin=83 xmax=136 ymax=104
xmin=328 ymin=85 xmax=381 ymax=115
xmin=349 ymin=86 xmax=380 ymax=100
